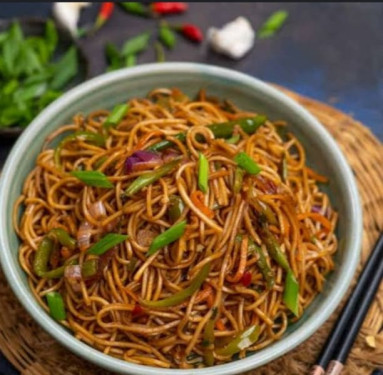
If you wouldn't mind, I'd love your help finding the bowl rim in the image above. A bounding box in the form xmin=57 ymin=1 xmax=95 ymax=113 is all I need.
xmin=0 ymin=62 xmax=362 ymax=375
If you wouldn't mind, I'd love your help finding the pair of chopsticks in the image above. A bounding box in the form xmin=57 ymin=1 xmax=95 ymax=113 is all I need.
xmin=310 ymin=232 xmax=383 ymax=375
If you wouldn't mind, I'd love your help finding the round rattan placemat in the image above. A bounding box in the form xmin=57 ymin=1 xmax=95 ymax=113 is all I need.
xmin=0 ymin=88 xmax=382 ymax=375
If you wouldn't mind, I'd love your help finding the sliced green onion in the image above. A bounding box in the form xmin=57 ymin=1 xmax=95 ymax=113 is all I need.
xmin=46 ymin=291 xmax=66 ymax=321
xmin=71 ymin=170 xmax=113 ymax=188
xmin=198 ymin=153 xmax=209 ymax=193
xmin=226 ymin=134 xmax=240 ymax=144
xmin=147 ymin=220 xmax=186 ymax=256
xmin=215 ymin=325 xmax=260 ymax=356
xmin=257 ymin=10 xmax=289 ymax=39
xmin=283 ymin=270 xmax=299 ymax=316
xmin=87 ymin=233 xmax=129 ymax=255
xmin=103 ymin=103 xmax=129 ymax=129
xmin=81 ymin=259 xmax=99 ymax=278
xmin=141 ymin=263 xmax=210 ymax=307
xmin=234 ymin=152 xmax=261 ymax=175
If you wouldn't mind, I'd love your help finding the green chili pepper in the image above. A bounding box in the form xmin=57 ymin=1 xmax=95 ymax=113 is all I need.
xmin=46 ymin=291 xmax=66 ymax=321
xmin=154 ymin=41 xmax=165 ymax=62
xmin=259 ymin=223 xmax=290 ymax=272
xmin=87 ymin=233 xmax=128 ymax=255
xmin=248 ymin=239 xmax=275 ymax=289
xmin=48 ymin=228 xmax=76 ymax=250
xmin=125 ymin=158 xmax=181 ymax=197
xmin=147 ymin=116 xmax=266 ymax=152
xmin=203 ymin=307 xmax=218 ymax=366
xmin=257 ymin=10 xmax=289 ymax=39
xmin=141 ymin=263 xmax=210 ymax=307
xmin=234 ymin=152 xmax=261 ymax=175
xmin=54 ymin=131 xmax=105 ymax=167
xmin=120 ymin=2 xmax=149 ymax=16
xmin=42 ymin=259 xmax=77 ymax=279
xmin=159 ymin=24 xmax=176 ymax=49
xmin=283 ymin=270 xmax=299 ymax=316
xmin=147 ymin=220 xmax=186 ymax=256
xmin=233 ymin=167 xmax=245 ymax=194
xmin=81 ymin=259 xmax=99 ymax=278
xmin=198 ymin=153 xmax=209 ymax=193
xmin=103 ymin=103 xmax=129 ymax=129
xmin=168 ymin=195 xmax=185 ymax=223
xmin=33 ymin=237 xmax=54 ymax=277
xmin=71 ymin=170 xmax=114 ymax=188
xmin=280 ymin=153 xmax=288 ymax=182
xmin=215 ymin=325 xmax=260 ymax=356
xmin=226 ymin=134 xmax=240 ymax=144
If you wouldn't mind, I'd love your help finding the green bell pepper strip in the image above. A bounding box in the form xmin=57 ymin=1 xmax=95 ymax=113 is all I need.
xmin=103 ymin=103 xmax=129 ymax=130
xmin=125 ymin=158 xmax=181 ymax=197
xmin=141 ymin=263 xmax=210 ymax=307
xmin=43 ymin=258 xmax=77 ymax=279
xmin=215 ymin=325 xmax=260 ymax=356
xmin=81 ymin=259 xmax=99 ymax=278
xmin=48 ymin=228 xmax=76 ymax=250
xmin=54 ymin=131 xmax=105 ymax=167
xmin=234 ymin=152 xmax=261 ymax=175
xmin=203 ymin=307 xmax=218 ymax=366
xmin=233 ymin=167 xmax=245 ymax=194
xmin=198 ymin=153 xmax=209 ymax=193
xmin=146 ymin=116 xmax=267 ymax=152
xmin=168 ymin=195 xmax=185 ymax=223
xmin=147 ymin=220 xmax=187 ymax=256
xmin=33 ymin=237 xmax=54 ymax=277
xmin=46 ymin=291 xmax=67 ymax=321
xmin=87 ymin=233 xmax=129 ymax=255
xmin=248 ymin=239 xmax=275 ymax=289
xmin=283 ymin=270 xmax=299 ymax=316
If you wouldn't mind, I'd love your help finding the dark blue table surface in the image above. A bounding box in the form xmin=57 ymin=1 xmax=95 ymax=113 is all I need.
xmin=0 ymin=2 xmax=382 ymax=374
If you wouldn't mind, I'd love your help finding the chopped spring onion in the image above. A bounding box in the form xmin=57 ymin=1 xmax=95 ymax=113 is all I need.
xmin=198 ymin=152 xmax=209 ymax=193
xmin=103 ymin=103 xmax=129 ymax=129
xmin=226 ymin=134 xmax=240 ymax=144
xmin=147 ymin=220 xmax=187 ymax=256
xmin=71 ymin=170 xmax=114 ymax=188
xmin=283 ymin=270 xmax=299 ymax=316
xmin=46 ymin=291 xmax=66 ymax=321
xmin=234 ymin=152 xmax=261 ymax=175
xmin=87 ymin=233 xmax=129 ymax=255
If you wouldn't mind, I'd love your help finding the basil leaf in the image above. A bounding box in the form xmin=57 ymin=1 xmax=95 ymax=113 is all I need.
xmin=50 ymin=46 xmax=78 ymax=90
xmin=87 ymin=233 xmax=129 ymax=255
xmin=71 ymin=170 xmax=114 ymax=188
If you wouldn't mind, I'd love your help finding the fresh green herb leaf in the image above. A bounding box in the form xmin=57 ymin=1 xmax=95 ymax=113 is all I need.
xmin=87 ymin=233 xmax=129 ymax=255
xmin=258 ymin=10 xmax=289 ymax=39
xmin=105 ymin=42 xmax=123 ymax=71
xmin=45 ymin=19 xmax=58 ymax=55
xmin=234 ymin=152 xmax=261 ymax=175
xmin=50 ymin=46 xmax=78 ymax=90
xmin=121 ymin=32 xmax=151 ymax=56
xmin=71 ymin=170 xmax=114 ymax=188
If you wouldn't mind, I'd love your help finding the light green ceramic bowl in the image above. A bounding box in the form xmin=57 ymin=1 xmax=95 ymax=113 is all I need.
xmin=0 ymin=63 xmax=362 ymax=375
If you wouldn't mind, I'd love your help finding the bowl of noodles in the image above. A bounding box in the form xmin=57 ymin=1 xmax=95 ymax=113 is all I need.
xmin=0 ymin=63 xmax=362 ymax=374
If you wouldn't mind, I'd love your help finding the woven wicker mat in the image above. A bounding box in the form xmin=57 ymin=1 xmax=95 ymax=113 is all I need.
xmin=0 ymin=88 xmax=382 ymax=375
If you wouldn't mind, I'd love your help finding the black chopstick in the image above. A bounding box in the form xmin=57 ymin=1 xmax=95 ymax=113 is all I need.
xmin=310 ymin=232 xmax=383 ymax=375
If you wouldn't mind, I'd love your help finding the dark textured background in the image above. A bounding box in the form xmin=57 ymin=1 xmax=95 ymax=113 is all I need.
xmin=0 ymin=2 xmax=382 ymax=374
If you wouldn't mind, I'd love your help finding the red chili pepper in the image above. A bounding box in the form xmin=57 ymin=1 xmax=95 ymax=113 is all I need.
xmin=94 ymin=2 xmax=115 ymax=31
xmin=151 ymin=2 xmax=188 ymax=15
xmin=132 ymin=304 xmax=144 ymax=317
xmin=180 ymin=24 xmax=203 ymax=43
xmin=241 ymin=271 xmax=252 ymax=287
